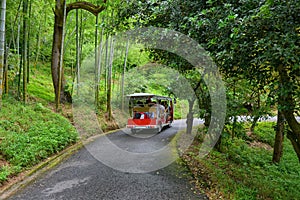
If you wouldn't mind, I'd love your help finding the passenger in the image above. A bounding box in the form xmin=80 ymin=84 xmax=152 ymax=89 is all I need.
xmin=146 ymin=98 xmax=155 ymax=107
xmin=149 ymin=100 xmax=165 ymax=119
xmin=136 ymin=101 xmax=144 ymax=107
xmin=164 ymin=102 xmax=172 ymax=122
xmin=157 ymin=100 xmax=165 ymax=116
xmin=148 ymin=101 xmax=157 ymax=118
xmin=163 ymin=101 xmax=171 ymax=113
xmin=133 ymin=111 xmax=141 ymax=119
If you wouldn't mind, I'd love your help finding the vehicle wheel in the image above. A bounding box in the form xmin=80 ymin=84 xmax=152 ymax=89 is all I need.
xmin=131 ymin=129 xmax=136 ymax=134
xmin=157 ymin=124 xmax=162 ymax=133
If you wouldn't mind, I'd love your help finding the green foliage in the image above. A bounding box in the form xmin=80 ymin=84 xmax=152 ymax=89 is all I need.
xmin=27 ymin=64 xmax=54 ymax=102
xmin=0 ymin=165 xmax=11 ymax=182
xmin=173 ymin=99 xmax=188 ymax=120
xmin=223 ymin=122 xmax=248 ymax=140
xmin=0 ymin=165 xmax=21 ymax=184
xmin=6 ymin=0 xmax=54 ymax=62
xmin=0 ymin=99 xmax=78 ymax=184
xmin=252 ymin=122 xmax=276 ymax=146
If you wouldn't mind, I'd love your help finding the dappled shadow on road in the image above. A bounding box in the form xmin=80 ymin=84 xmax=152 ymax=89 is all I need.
xmin=8 ymin=141 xmax=208 ymax=200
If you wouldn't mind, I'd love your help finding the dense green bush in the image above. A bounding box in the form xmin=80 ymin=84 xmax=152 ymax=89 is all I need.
xmin=0 ymin=99 xmax=78 ymax=183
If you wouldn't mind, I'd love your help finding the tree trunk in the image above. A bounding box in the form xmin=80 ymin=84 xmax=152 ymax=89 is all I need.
xmin=4 ymin=46 xmax=8 ymax=94
xmin=186 ymin=98 xmax=195 ymax=134
xmin=106 ymin=36 xmax=113 ymax=120
xmin=17 ymin=16 xmax=21 ymax=99
xmin=22 ymin=0 xmax=28 ymax=104
xmin=104 ymin=33 xmax=108 ymax=93
xmin=250 ymin=91 xmax=261 ymax=132
xmin=272 ymin=110 xmax=285 ymax=163
xmin=0 ymin=0 xmax=6 ymax=109
xmin=51 ymin=0 xmax=64 ymax=107
xmin=250 ymin=116 xmax=260 ymax=133
xmin=96 ymin=16 xmax=105 ymax=105
xmin=94 ymin=14 xmax=99 ymax=109
xmin=74 ymin=8 xmax=80 ymax=96
xmin=51 ymin=0 xmax=106 ymax=108
xmin=204 ymin=113 xmax=211 ymax=127
xmin=26 ymin=0 xmax=32 ymax=83
xmin=285 ymin=111 xmax=300 ymax=162
xmin=278 ymin=64 xmax=300 ymax=162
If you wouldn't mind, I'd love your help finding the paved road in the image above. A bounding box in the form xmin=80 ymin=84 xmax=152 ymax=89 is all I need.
xmin=8 ymin=120 xmax=207 ymax=200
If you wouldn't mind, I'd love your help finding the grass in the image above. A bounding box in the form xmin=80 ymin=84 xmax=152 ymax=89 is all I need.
xmin=27 ymin=64 xmax=55 ymax=103
xmin=182 ymin=122 xmax=300 ymax=200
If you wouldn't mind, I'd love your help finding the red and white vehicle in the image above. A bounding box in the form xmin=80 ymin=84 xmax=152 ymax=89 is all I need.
xmin=126 ymin=93 xmax=174 ymax=133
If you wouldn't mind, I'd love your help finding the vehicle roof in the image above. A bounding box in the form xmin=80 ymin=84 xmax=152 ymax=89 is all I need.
xmin=127 ymin=93 xmax=172 ymax=100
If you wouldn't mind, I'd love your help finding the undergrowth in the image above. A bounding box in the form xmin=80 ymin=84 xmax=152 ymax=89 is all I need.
xmin=182 ymin=122 xmax=300 ymax=200
xmin=0 ymin=98 xmax=78 ymax=185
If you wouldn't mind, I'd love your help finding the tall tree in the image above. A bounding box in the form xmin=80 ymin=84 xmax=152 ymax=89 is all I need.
xmin=75 ymin=8 xmax=80 ymax=95
xmin=95 ymin=14 xmax=105 ymax=109
xmin=56 ymin=0 xmax=66 ymax=111
xmin=94 ymin=14 xmax=99 ymax=108
xmin=22 ymin=0 xmax=28 ymax=103
xmin=0 ymin=0 xmax=6 ymax=109
xmin=106 ymin=35 xmax=113 ymax=120
xmin=51 ymin=0 xmax=106 ymax=109
xmin=26 ymin=0 xmax=32 ymax=83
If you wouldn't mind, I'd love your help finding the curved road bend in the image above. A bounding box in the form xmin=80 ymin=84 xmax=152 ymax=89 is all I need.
xmin=8 ymin=120 xmax=207 ymax=200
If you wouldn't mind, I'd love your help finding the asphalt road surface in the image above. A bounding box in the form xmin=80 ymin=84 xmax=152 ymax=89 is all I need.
xmin=8 ymin=120 xmax=207 ymax=200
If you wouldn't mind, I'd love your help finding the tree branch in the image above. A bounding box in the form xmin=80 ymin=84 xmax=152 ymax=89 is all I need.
xmin=66 ymin=1 xmax=106 ymax=16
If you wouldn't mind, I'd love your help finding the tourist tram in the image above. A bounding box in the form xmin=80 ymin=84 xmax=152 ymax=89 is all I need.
xmin=126 ymin=93 xmax=174 ymax=133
